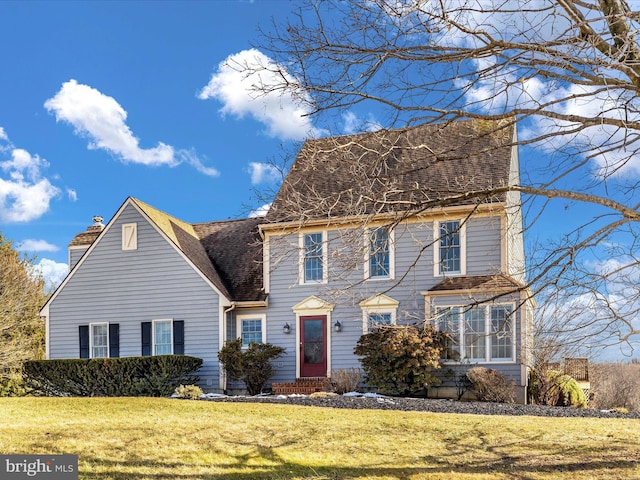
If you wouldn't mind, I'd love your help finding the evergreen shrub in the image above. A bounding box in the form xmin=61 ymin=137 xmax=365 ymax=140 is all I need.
xmin=354 ymin=324 xmax=447 ymax=396
xmin=22 ymin=355 xmax=202 ymax=397
xmin=218 ymin=339 xmax=285 ymax=395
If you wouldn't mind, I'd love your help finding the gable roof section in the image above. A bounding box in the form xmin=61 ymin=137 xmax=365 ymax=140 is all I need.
xmin=266 ymin=118 xmax=516 ymax=224
xmin=46 ymin=197 xmax=266 ymax=312
xmin=193 ymin=217 xmax=266 ymax=303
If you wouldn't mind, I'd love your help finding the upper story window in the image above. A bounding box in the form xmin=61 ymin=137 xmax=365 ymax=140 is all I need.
xmin=122 ymin=223 xmax=138 ymax=251
xmin=436 ymin=304 xmax=515 ymax=363
xmin=301 ymin=232 xmax=326 ymax=284
xmin=435 ymin=220 xmax=465 ymax=276
xmin=366 ymin=227 xmax=394 ymax=280
xmin=237 ymin=314 xmax=266 ymax=347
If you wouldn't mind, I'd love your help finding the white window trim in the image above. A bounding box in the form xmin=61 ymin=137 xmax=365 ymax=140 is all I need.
xmin=359 ymin=294 xmax=399 ymax=333
xmin=364 ymin=227 xmax=395 ymax=281
xmin=89 ymin=322 xmax=109 ymax=359
xmin=122 ymin=222 xmax=138 ymax=251
xmin=299 ymin=231 xmax=328 ymax=285
xmin=433 ymin=219 xmax=466 ymax=277
xmin=436 ymin=304 xmax=516 ymax=364
xmin=153 ymin=319 xmax=173 ymax=356
xmin=236 ymin=313 xmax=267 ymax=347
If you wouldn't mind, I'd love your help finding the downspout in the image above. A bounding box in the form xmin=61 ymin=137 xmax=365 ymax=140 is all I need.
xmin=221 ymin=302 xmax=237 ymax=393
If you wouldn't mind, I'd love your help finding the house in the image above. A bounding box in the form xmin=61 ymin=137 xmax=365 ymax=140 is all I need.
xmin=41 ymin=118 xmax=534 ymax=402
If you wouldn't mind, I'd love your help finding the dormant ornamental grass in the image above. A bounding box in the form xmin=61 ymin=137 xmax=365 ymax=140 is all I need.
xmin=1 ymin=397 xmax=639 ymax=479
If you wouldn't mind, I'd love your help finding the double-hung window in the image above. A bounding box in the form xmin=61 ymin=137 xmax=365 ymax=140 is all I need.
xmin=141 ymin=319 xmax=184 ymax=356
xmin=301 ymin=232 xmax=325 ymax=284
xmin=436 ymin=220 xmax=464 ymax=275
xmin=366 ymin=227 xmax=393 ymax=279
xmin=154 ymin=320 xmax=173 ymax=355
xmin=237 ymin=314 xmax=266 ymax=347
xmin=79 ymin=323 xmax=119 ymax=359
xmin=359 ymin=294 xmax=399 ymax=333
xmin=436 ymin=304 xmax=514 ymax=362
xmin=90 ymin=323 xmax=109 ymax=359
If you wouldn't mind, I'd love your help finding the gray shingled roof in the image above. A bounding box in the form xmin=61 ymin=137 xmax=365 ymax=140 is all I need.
xmin=193 ymin=218 xmax=266 ymax=303
xmin=266 ymin=118 xmax=515 ymax=223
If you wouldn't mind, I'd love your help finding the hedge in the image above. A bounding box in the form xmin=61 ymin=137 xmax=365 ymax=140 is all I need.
xmin=22 ymin=355 xmax=202 ymax=397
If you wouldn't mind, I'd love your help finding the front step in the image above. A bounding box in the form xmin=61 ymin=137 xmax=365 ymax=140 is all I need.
xmin=272 ymin=377 xmax=331 ymax=395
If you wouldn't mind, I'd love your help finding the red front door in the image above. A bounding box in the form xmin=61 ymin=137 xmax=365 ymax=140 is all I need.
xmin=300 ymin=315 xmax=327 ymax=377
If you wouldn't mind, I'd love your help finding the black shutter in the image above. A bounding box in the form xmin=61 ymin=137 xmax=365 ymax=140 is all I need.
xmin=79 ymin=325 xmax=89 ymax=358
xmin=173 ymin=320 xmax=184 ymax=355
xmin=141 ymin=322 xmax=152 ymax=356
xmin=109 ymin=323 xmax=120 ymax=358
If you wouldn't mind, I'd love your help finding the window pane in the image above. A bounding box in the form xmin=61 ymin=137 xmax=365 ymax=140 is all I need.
xmin=491 ymin=306 xmax=513 ymax=360
xmin=241 ymin=319 xmax=263 ymax=347
xmin=369 ymin=313 xmax=392 ymax=325
xmin=440 ymin=221 xmax=461 ymax=273
xmin=303 ymin=318 xmax=324 ymax=364
xmin=369 ymin=228 xmax=390 ymax=278
xmin=91 ymin=324 xmax=108 ymax=358
xmin=437 ymin=308 xmax=460 ymax=360
xmin=464 ymin=307 xmax=486 ymax=360
xmin=304 ymin=233 xmax=323 ymax=282
xmin=154 ymin=321 xmax=172 ymax=355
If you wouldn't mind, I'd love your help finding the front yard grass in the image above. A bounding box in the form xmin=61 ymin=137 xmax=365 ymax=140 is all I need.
xmin=1 ymin=397 xmax=639 ymax=479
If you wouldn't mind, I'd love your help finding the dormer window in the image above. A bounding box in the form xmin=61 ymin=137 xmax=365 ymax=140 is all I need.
xmin=122 ymin=223 xmax=138 ymax=251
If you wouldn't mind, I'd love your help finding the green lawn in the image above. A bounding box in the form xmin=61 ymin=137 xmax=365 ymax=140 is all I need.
xmin=1 ymin=397 xmax=639 ymax=479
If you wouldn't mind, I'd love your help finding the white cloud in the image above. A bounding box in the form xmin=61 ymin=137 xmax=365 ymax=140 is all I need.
xmin=342 ymin=111 xmax=382 ymax=135
xmin=248 ymin=162 xmax=280 ymax=185
xmin=67 ymin=188 xmax=78 ymax=201
xmin=199 ymin=49 xmax=318 ymax=141
xmin=0 ymin=127 xmax=7 ymax=141
xmin=16 ymin=239 xmax=59 ymax=252
xmin=35 ymin=258 xmax=69 ymax=290
xmin=249 ymin=203 xmax=271 ymax=218
xmin=0 ymin=136 xmax=60 ymax=223
xmin=45 ymin=80 xmax=218 ymax=176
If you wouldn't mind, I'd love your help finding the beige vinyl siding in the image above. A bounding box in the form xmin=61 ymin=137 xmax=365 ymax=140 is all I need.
xmin=48 ymin=204 xmax=221 ymax=389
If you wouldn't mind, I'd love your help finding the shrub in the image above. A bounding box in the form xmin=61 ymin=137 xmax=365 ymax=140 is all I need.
xmin=529 ymin=369 xmax=587 ymax=408
xmin=546 ymin=371 xmax=587 ymax=408
xmin=590 ymin=362 xmax=640 ymax=411
xmin=331 ymin=368 xmax=362 ymax=394
xmin=466 ymin=367 xmax=515 ymax=403
xmin=218 ymin=339 xmax=285 ymax=395
xmin=22 ymin=355 xmax=202 ymax=397
xmin=0 ymin=374 xmax=26 ymax=397
xmin=354 ymin=324 xmax=447 ymax=396
xmin=173 ymin=384 xmax=203 ymax=400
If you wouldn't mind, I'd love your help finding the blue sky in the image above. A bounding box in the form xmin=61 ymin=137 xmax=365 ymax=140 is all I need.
xmin=0 ymin=0 xmax=317 ymax=287
xmin=1 ymin=1 xmax=638 ymax=359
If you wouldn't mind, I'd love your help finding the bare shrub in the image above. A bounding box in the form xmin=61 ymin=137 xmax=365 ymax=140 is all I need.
xmin=331 ymin=368 xmax=362 ymax=394
xmin=466 ymin=367 xmax=515 ymax=403
xmin=590 ymin=363 xmax=640 ymax=411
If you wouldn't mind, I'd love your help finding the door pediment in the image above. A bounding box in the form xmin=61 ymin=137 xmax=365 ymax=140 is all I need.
xmin=292 ymin=296 xmax=334 ymax=313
